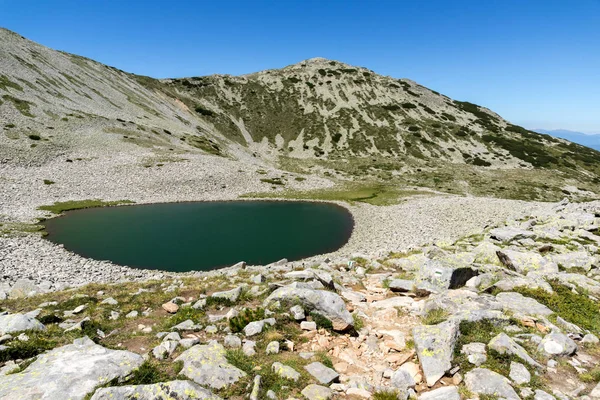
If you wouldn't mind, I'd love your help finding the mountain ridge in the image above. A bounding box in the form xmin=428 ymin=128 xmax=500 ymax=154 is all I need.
xmin=1 ymin=27 xmax=600 ymax=201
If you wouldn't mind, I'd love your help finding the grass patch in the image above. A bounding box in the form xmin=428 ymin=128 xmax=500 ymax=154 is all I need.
xmin=43 ymin=179 xmax=55 ymax=185
xmin=513 ymin=280 xmax=600 ymax=334
xmin=310 ymin=311 xmax=333 ymax=330
xmin=229 ymin=308 xmax=266 ymax=333
xmin=260 ymin=177 xmax=285 ymax=185
xmin=38 ymin=199 xmax=135 ymax=214
xmin=242 ymin=182 xmax=431 ymax=206
xmin=2 ymin=95 xmax=34 ymax=117
xmin=421 ymin=308 xmax=450 ymax=325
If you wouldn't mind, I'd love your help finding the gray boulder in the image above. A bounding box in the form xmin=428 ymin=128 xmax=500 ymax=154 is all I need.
xmin=533 ymin=389 xmax=555 ymax=400
xmin=272 ymin=362 xmax=301 ymax=381
xmin=509 ymin=361 xmax=531 ymax=384
xmin=550 ymin=251 xmax=596 ymax=271
xmin=418 ymin=386 xmax=460 ymax=400
xmin=211 ymin=286 xmax=242 ymax=303
xmin=413 ymin=320 xmax=459 ymax=386
xmin=495 ymin=292 xmax=553 ymax=317
xmin=465 ymin=368 xmax=520 ymax=400
xmin=391 ymin=369 xmax=416 ymax=390
xmin=388 ymin=279 xmax=414 ymax=292
xmin=8 ymin=279 xmax=40 ymax=298
xmin=490 ymin=227 xmax=535 ymax=243
xmin=301 ymin=384 xmax=333 ymax=400
xmin=488 ymin=332 xmax=543 ymax=369
xmin=90 ymin=380 xmax=222 ymax=400
xmin=496 ymin=250 xmax=558 ymax=274
xmin=243 ymin=318 xmax=276 ymax=337
xmin=415 ymin=260 xmax=478 ymax=291
xmin=152 ymin=340 xmax=178 ymax=359
xmin=0 ymin=313 xmax=45 ymax=335
xmin=0 ymin=336 xmax=143 ymax=400
xmin=264 ymin=285 xmax=353 ymax=331
xmin=304 ymin=362 xmax=339 ymax=385
xmin=175 ymin=341 xmax=246 ymax=389
xmin=538 ymin=332 xmax=577 ymax=357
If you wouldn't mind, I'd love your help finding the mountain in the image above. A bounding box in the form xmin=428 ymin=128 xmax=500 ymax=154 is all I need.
xmin=535 ymin=129 xmax=600 ymax=151
xmin=1 ymin=27 xmax=600 ymax=201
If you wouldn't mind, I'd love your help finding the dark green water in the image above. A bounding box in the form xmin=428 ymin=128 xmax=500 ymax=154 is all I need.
xmin=44 ymin=201 xmax=354 ymax=272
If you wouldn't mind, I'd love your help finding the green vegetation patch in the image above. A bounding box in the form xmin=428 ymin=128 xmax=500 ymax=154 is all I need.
xmin=2 ymin=95 xmax=34 ymax=117
xmin=38 ymin=199 xmax=135 ymax=214
xmin=513 ymin=280 xmax=600 ymax=334
xmin=0 ymin=75 xmax=24 ymax=92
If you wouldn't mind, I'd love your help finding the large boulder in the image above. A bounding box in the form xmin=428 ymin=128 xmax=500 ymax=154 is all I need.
xmin=0 ymin=337 xmax=143 ymax=400
xmin=0 ymin=313 xmax=45 ymax=335
xmin=464 ymin=368 xmax=520 ymax=400
xmin=175 ymin=341 xmax=246 ymax=389
xmin=412 ymin=320 xmax=459 ymax=386
xmin=496 ymin=250 xmax=558 ymax=274
xmin=418 ymin=386 xmax=460 ymax=400
xmin=264 ymin=285 xmax=353 ymax=331
xmin=415 ymin=260 xmax=478 ymax=291
xmin=538 ymin=332 xmax=577 ymax=357
xmin=90 ymin=380 xmax=222 ymax=400
xmin=490 ymin=227 xmax=535 ymax=243
xmin=211 ymin=286 xmax=242 ymax=303
xmin=495 ymin=292 xmax=553 ymax=317
xmin=488 ymin=333 xmax=543 ymax=369
xmin=550 ymin=251 xmax=597 ymax=271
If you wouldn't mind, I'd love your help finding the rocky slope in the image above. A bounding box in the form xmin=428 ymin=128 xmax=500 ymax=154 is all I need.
xmin=1 ymin=27 xmax=600 ymax=200
xmin=1 ymin=199 xmax=600 ymax=399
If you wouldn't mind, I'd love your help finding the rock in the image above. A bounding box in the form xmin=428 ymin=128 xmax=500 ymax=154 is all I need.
xmin=266 ymin=341 xmax=280 ymax=354
xmin=582 ymin=333 xmax=600 ymax=344
xmin=590 ymin=381 xmax=600 ymax=398
xmin=171 ymin=319 xmax=202 ymax=331
xmin=301 ymin=384 xmax=333 ymax=400
xmin=461 ymin=342 xmax=487 ymax=366
xmin=180 ymin=338 xmax=200 ymax=348
xmin=509 ymin=361 xmax=531 ymax=384
xmin=90 ymin=380 xmax=222 ymax=400
xmin=496 ymin=250 xmax=558 ymax=274
xmin=0 ymin=361 xmax=19 ymax=376
xmin=249 ymin=375 xmax=261 ymax=400
xmin=495 ymin=292 xmax=554 ymax=317
xmin=391 ymin=369 xmax=416 ymax=390
xmin=290 ymin=305 xmax=305 ymax=320
xmin=243 ymin=318 xmax=276 ymax=336
xmin=211 ymin=286 xmax=242 ymax=303
xmin=301 ymin=321 xmax=317 ymax=331
xmin=534 ymin=389 xmax=556 ymax=400
xmin=413 ymin=320 xmax=459 ymax=386
xmin=251 ymin=274 xmax=265 ymax=284
xmin=125 ymin=311 xmax=138 ymax=318
xmin=0 ymin=313 xmax=45 ymax=335
xmin=264 ymin=285 xmax=354 ymax=331
xmin=175 ymin=341 xmax=246 ymax=389
xmin=0 ymin=336 xmax=143 ymax=400
xmin=346 ymin=388 xmax=371 ymax=398
xmin=304 ymin=362 xmax=339 ymax=385
xmin=8 ymin=279 xmax=40 ymax=298
xmin=464 ymin=368 xmax=520 ymax=400
xmin=418 ymin=386 xmax=460 ymax=400
xmin=538 ymin=332 xmax=577 ymax=356
xmin=488 ymin=332 xmax=543 ymax=368
xmin=152 ymin=340 xmax=178 ymax=359
xmin=415 ymin=259 xmax=478 ymax=291
xmin=205 ymin=325 xmax=218 ymax=334
xmin=109 ymin=311 xmax=120 ymax=320
xmin=243 ymin=340 xmax=256 ymax=356
xmin=162 ymin=302 xmax=179 ymax=314
xmin=224 ymin=334 xmax=242 ymax=348
xmin=272 ymin=362 xmax=301 ymax=381
xmin=100 ymin=297 xmax=118 ymax=305
xmin=192 ymin=299 xmax=207 ymax=309
xmin=472 ymin=242 xmax=503 ymax=265
xmin=388 ymin=279 xmax=414 ymax=292
xmin=550 ymin=251 xmax=596 ymax=271
xmin=490 ymin=227 xmax=535 ymax=243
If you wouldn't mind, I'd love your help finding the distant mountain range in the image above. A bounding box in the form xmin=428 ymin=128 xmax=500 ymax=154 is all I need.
xmin=535 ymin=129 xmax=600 ymax=151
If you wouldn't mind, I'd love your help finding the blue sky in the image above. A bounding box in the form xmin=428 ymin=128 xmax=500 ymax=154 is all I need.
xmin=1 ymin=0 xmax=599 ymax=132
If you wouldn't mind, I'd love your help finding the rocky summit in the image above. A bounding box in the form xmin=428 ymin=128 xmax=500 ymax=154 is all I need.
xmin=1 ymin=26 xmax=600 ymax=400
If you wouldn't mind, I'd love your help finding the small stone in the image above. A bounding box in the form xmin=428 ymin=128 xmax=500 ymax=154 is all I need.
xmin=205 ymin=325 xmax=218 ymax=334
xmin=301 ymin=384 xmax=333 ymax=400
xmin=224 ymin=334 xmax=242 ymax=348
xmin=346 ymin=388 xmax=371 ymax=398
xmin=243 ymin=340 xmax=256 ymax=356
xmin=272 ymin=362 xmax=301 ymax=381
xmin=125 ymin=311 xmax=138 ymax=319
xmin=509 ymin=361 xmax=531 ymax=384
xmin=300 ymin=321 xmax=317 ymax=331
xmin=418 ymin=386 xmax=460 ymax=400
xmin=152 ymin=340 xmax=178 ymax=359
xmin=162 ymin=302 xmax=179 ymax=314
xmin=100 ymin=297 xmax=118 ymax=306
xmin=179 ymin=338 xmax=200 ymax=348
xmin=304 ymin=362 xmax=339 ymax=385
xmin=534 ymin=389 xmax=556 ymax=400
xmin=266 ymin=341 xmax=280 ymax=354
xmin=109 ymin=311 xmax=120 ymax=320
xmin=290 ymin=305 xmax=305 ymax=320
xmin=582 ymin=333 xmax=599 ymax=344
xmin=250 ymin=375 xmax=261 ymax=400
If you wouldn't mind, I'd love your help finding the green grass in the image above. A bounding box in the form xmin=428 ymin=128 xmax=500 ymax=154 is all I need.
xmin=242 ymin=182 xmax=432 ymax=206
xmin=260 ymin=177 xmax=285 ymax=185
xmin=512 ymin=280 xmax=600 ymax=334
xmin=421 ymin=308 xmax=450 ymax=325
xmin=2 ymin=95 xmax=34 ymax=117
xmin=309 ymin=311 xmax=333 ymax=330
xmin=38 ymin=199 xmax=135 ymax=214
xmin=43 ymin=179 xmax=55 ymax=185
xmin=580 ymin=367 xmax=600 ymax=383
xmin=373 ymin=390 xmax=401 ymax=400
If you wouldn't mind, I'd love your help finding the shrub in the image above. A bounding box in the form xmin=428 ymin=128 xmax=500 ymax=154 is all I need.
xmin=422 ymin=308 xmax=449 ymax=325
xmin=401 ymin=102 xmax=417 ymax=109
xmin=229 ymin=308 xmax=266 ymax=333
xmin=43 ymin=179 xmax=55 ymax=185
xmin=194 ymin=106 xmax=215 ymax=116
xmin=28 ymin=134 xmax=41 ymax=140
xmin=310 ymin=311 xmax=333 ymax=330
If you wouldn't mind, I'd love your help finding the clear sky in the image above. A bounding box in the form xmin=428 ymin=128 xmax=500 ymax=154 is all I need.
xmin=1 ymin=0 xmax=599 ymax=133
